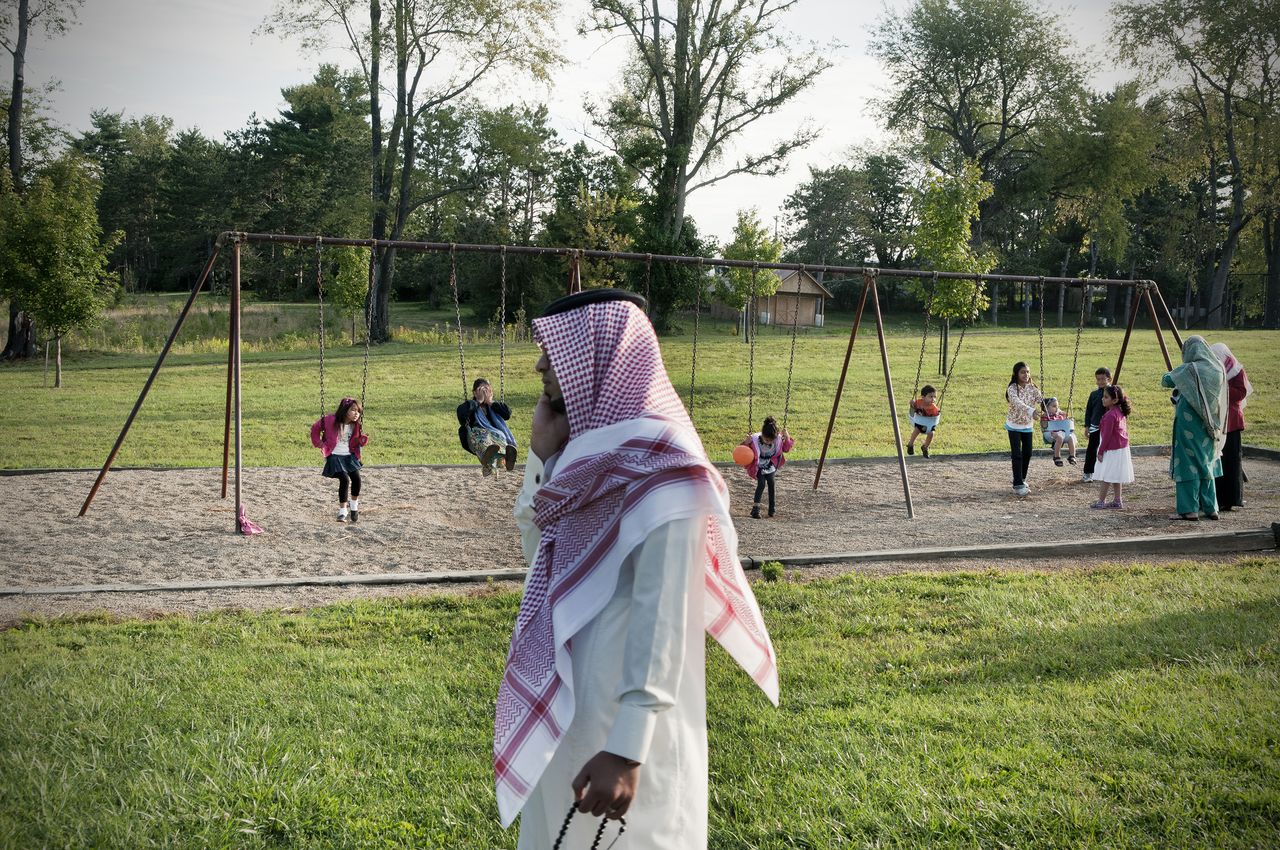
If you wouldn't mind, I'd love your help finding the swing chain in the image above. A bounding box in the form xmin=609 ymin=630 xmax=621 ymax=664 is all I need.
xmin=499 ymin=245 xmax=508 ymax=401
xmin=1066 ymin=279 xmax=1088 ymax=415
xmin=449 ymin=244 xmax=468 ymax=398
xmin=643 ymin=253 xmax=652 ymax=315
xmin=912 ymin=272 xmax=938 ymax=399
xmin=1037 ymin=276 xmax=1047 ymax=399
xmin=937 ymin=280 xmax=981 ymax=409
xmin=360 ymin=244 xmax=375 ymax=407
xmin=747 ymin=262 xmax=758 ymax=433
xmin=316 ymin=237 xmax=326 ymax=419
xmin=781 ymin=263 xmax=804 ymax=433
xmin=690 ymin=264 xmax=701 ymax=418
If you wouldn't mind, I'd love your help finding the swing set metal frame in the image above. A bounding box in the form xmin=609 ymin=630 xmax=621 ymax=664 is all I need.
xmin=79 ymin=231 xmax=1182 ymax=529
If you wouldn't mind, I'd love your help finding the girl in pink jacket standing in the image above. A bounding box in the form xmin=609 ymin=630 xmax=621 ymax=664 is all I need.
xmin=740 ymin=415 xmax=795 ymax=519
xmin=1091 ymin=386 xmax=1133 ymax=510
xmin=310 ymin=397 xmax=370 ymax=522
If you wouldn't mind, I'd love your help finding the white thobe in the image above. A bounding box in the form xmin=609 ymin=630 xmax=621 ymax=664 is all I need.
xmin=512 ymin=453 xmax=709 ymax=850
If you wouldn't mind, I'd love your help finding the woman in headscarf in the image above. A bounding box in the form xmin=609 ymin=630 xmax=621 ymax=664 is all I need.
xmin=1212 ymin=342 xmax=1252 ymax=510
xmin=1161 ymin=335 xmax=1229 ymax=520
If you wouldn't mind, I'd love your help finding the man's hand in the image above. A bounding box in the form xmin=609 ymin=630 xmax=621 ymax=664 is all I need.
xmin=531 ymin=394 xmax=570 ymax=462
xmin=571 ymin=751 xmax=640 ymax=819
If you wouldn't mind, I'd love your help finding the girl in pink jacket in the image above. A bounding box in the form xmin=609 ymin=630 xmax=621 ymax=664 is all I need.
xmin=1091 ymin=386 xmax=1133 ymax=510
xmin=740 ymin=415 xmax=795 ymax=519
xmin=310 ymin=397 xmax=370 ymax=522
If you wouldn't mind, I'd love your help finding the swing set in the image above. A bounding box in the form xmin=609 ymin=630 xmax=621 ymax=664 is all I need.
xmin=79 ymin=232 xmax=1183 ymax=530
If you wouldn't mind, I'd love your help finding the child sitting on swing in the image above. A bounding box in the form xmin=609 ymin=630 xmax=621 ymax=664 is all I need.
xmin=456 ymin=378 xmax=517 ymax=476
xmin=1040 ymin=397 xmax=1077 ymax=467
xmin=739 ymin=415 xmax=795 ymax=519
xmin=907 ymin=385 xmax=940 ymax=457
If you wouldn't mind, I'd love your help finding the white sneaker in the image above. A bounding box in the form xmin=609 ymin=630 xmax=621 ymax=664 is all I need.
xmin=1081 ymin=473 xmax=1093 ymax=483
xmin=336 ymin=508 xmax=349 ymax=522
xmin=1015 ymin=484 xmax=1030 ymax=496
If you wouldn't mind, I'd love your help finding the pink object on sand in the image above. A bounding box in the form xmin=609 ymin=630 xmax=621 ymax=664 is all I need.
xmin=237 ymin=507 xmax=264 ymax=535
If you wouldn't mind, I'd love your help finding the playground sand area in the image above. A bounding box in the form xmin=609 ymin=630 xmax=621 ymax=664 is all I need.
xmin=3 ymin=450 xmax=1275 ymax=624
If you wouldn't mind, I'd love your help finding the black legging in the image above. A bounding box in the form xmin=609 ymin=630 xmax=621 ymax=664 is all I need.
xmin=1215 ymin=429 xmax=1244 ymax=508
xmin=1008 ymin=430 xmax=1032 ymax=486
xmin=1083 ymin=429 xmax=1101 ymax=474
xmin=335 ymin=470 xmax=362 ymax=504
xmin=754 ymin=472 xmax=775 ymax=513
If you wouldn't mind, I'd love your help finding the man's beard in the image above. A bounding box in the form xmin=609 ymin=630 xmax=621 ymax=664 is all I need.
xmin=549 ymin=394 xmax=567 ymax=415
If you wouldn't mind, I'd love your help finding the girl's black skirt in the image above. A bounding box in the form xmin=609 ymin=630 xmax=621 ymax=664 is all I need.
xmin=322 ymin=454 xmax=363 ymax=477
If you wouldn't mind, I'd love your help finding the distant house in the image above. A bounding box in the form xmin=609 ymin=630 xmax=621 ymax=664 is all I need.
xmin=709 ymin=268 xmax=833 ymax=328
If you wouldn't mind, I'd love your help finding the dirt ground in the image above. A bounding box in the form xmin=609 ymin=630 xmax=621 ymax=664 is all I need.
xmin=2 ymin=450 xmax=1274 ymax=625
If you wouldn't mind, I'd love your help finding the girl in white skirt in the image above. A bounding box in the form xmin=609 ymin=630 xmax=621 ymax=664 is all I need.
xmin=1092 ymin=385 xmax=1134 ymax=509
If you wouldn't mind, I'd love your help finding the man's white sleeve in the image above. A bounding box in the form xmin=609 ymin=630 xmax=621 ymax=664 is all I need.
xmin=603 ymin=515 xmax=703 ymax=764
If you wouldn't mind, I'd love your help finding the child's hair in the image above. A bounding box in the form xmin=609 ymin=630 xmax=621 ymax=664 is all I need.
xmin=1006 ymin=361 xmax=1029 ymax=399
xmin=1095 ymin=366 xmax=1112 ymax=378
xmin=920 ymin=384 xmax=936 ymax=397
xmin=334 ymin=397 xmax=363 ymax=424
xmin=1043 ymin=396 xmax=1059 ymax=409
xmin=472 ymin=377 xmax=490 ymax=392
xmin=1104 ymin=385 xmax=1131 ymax=416
xmin=761 ymin=416 xmax=778 ymax=439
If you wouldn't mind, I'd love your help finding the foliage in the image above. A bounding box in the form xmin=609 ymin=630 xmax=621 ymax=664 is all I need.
xmin=718 ymin=209 xmax=783 ymax=311
xmin=759 ymin=560 xmax=784 ymax=581
xmin=912 ymin=161 xmax=996 ymax=320
xmin=0 ymin=156 xmax=117 ymax=343
xmin=587 ymin=0 xmax=832 ymax=320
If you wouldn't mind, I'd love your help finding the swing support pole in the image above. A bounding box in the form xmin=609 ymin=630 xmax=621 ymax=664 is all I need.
xmin=79 ymin=239 xmax=224 ymax=516
xmin=1112 ymin=282 xmax=1143 ymax=385
xmin=869 ymin=273 xmax=914 ymax=519
xmin=1144 ymin=288 xmax=1174 ymax=372
xmin=813 ymin=275 xmax=871 ymax=491
xmin=231 ymin=237 xmax=244 ymax=528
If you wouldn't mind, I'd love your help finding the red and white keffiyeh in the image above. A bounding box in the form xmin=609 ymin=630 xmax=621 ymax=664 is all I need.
xmin=494 ymin=299 xmax=778 ymax=826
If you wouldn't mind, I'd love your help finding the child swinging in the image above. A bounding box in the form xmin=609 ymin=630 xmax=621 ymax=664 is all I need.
xmin=456 ymin=377 xmax=518 ymax=475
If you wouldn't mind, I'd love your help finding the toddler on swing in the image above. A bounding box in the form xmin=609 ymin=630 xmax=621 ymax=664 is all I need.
xmin=1040 ymin=397 xmax=1077 ymax=466
xmin=738 ymin=416 xmax=795 ymax=519
xmin=907 ymin=385 xmax=940 ymax=457
xmin=456 ymin=378 xmax=517 ymax=476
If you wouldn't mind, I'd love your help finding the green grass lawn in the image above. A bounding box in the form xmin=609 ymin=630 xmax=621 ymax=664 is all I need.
xmin=2 ymin=559 xmax=1277 ymax=848
xmin=4 ymin=308 xmax=1275 ymax=468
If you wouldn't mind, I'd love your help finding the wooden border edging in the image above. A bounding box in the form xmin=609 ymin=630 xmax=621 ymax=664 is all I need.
xmin=742 ymin=525 xmax=1279 ymax=569
xmin=0 ymin=569 xmax=530 ymax=596
xmin=4 ymin=526 xmax=1275 ymax=597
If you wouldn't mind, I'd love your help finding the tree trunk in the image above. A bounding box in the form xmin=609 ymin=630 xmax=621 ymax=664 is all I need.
xmin=7 ymin=0 xmax=28 ymax=189
xmin=990 ymin=283 xmax=998 ymax=326
xmin=42 ymin=338 xmax=48 ymax=387
xmin=54 ymin=335 xmax=62 ymax=388
xmin=1264 ymin=211 xmax=1280 ymax=329
xmin=1207 ymin=216 xmax=1248 ymax=330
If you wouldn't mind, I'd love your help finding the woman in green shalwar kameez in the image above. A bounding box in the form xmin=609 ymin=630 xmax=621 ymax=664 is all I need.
xmin=1161 ymin=336 xmax=1229 ymax=520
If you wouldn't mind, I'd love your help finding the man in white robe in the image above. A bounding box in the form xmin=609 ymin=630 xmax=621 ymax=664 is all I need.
xmin=495 ymin=289 xmax=779 ymax=849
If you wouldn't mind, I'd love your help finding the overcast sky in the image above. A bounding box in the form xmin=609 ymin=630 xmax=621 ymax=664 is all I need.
xmin=29 ymin=0 xmax=1133 ymax=244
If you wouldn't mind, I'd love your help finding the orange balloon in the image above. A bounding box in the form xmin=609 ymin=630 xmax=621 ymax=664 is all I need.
xmin=732 ymin=444 xmax=755 ymax=466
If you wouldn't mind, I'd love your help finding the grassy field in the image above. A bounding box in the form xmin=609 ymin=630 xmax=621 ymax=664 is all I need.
xmin=1 ymin=559 xmax=1277 ymax=848
xmin=3 ymin=295 xmax=1274 ymax=469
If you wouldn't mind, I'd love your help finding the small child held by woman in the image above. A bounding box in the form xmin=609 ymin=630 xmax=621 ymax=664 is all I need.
xmin=310 ymin=397 xmax=369 ymax=522
xmin=1091 ymin=385 xmax=1133 ymax=510
xmin=740 ymin=416 xmax=795 ymax=519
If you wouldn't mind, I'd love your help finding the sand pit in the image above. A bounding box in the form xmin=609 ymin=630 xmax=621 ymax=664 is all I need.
xmin=2 ymin=450 xmax=1275 ymax=623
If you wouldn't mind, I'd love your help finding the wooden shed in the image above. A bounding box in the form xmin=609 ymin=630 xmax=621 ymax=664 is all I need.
xmin=710 ymin=269 xmax=832 ymax=327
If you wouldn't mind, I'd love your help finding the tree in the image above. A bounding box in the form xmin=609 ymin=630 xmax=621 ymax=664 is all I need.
xmin=1 ymin=0 xmax=81 ymax=359
xmin=0 ymin=156 xmax=116 ymax=386
xmin=913 ymin=160 xmax=996 ymax=320
xmin=1115 ymin=0 xmax=1280 ymax=329
xmin=587 ymin=0 xmax=832 ymax=326
xmin=869 ymin=0 xmax=1083 ymax=243
xmin=785 ymin=149 xmax=917 ymax=269
xmin=263 ymin=0 xmax=560 ymax=343
xmin=719 ymin=208 xmax=782 ymax=324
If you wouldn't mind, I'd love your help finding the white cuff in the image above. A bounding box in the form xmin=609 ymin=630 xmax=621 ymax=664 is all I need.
xmin=603 ymin=703 xmax=658 ymax=765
